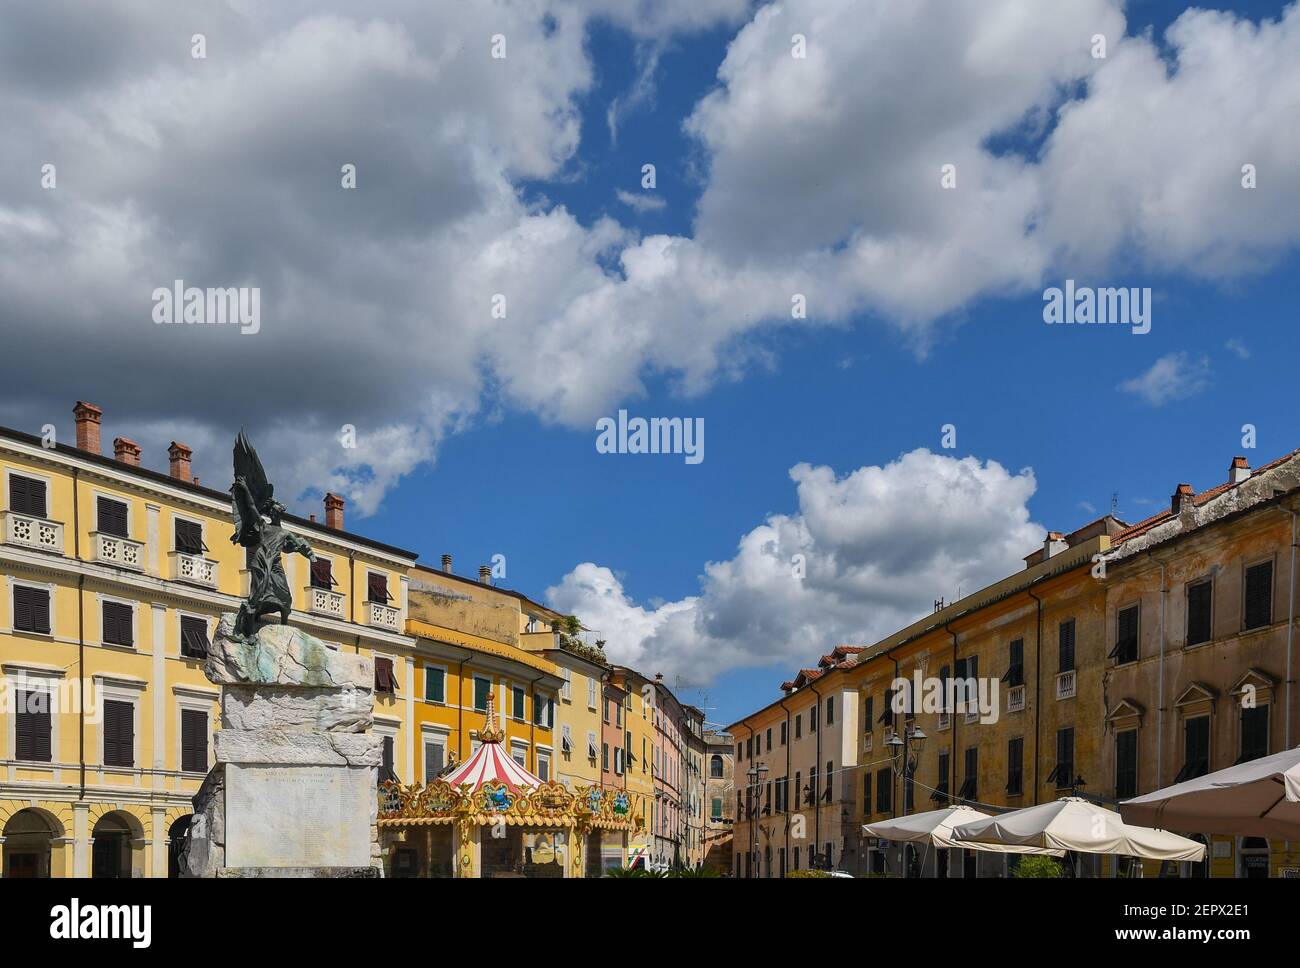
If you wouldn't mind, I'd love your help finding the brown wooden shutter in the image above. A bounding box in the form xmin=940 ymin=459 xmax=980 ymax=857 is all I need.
xmin=181 ymin=709 xmax=208 ymax=772
xmin=97 ymin=497 xmax=129 ymax=538
xmin=180 ymin=616 xmax=210 ymax=658
xmin=13 ymin=586 xmax=51 ymax=634
xmin=367 ymin=572 xmax=391 ymax=603
xmin=103 ymin=700 xmax=134 ymax=767
xmin=1187 ymin=580 xmax=1213 ymax=645
xmin=310 ymin=557 xmax=334 ymax=589
xmin=10 ymin=475 xmax=47 ymax=517
xmin=375 ymin=656 xmax=396 ymax=693
xmin=175 ymin=519 xmax=204 ymax=554
xmin=1244 ymin=561 xmax=1273 ymax=630
xmin=16 ymin=690 xmax=52 ymax=761
xmin=102 ymin=601 xmax=133 ymax=646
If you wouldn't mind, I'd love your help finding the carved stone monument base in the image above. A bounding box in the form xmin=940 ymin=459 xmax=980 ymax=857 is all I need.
xmin=181 ymin=615 xmax=382 ymax=877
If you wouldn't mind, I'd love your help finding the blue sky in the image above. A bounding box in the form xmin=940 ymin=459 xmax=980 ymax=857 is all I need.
xmin=4 ymin=0 xmax=1297 ymax=727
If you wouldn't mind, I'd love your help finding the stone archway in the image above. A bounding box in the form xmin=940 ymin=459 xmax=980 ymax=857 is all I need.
xmin=91 ymin=810 xmax=144 ymax=879
xmin=3 ymin=808 xmax=63 ymax=878
xmin=167 ymin=816 xmax=192 ymax=879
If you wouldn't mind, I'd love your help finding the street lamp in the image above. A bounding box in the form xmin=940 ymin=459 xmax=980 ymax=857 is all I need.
xmin=746 ymin=763 xmax=769 ymax=878
xmin=887 ymin=724 xmax=926 ymax=877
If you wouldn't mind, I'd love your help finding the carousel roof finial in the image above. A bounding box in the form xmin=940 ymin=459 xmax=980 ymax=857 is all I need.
xmin=479 ymin=691 xmax=505 ymax=744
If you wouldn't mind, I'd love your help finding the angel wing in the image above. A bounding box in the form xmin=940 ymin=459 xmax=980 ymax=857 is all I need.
xmin=231 ymin=430 xmax=274 ymax=545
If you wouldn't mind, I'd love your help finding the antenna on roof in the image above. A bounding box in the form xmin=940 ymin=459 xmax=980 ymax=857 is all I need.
xmin=1110 ymin=492 xmax=1119 ymax=517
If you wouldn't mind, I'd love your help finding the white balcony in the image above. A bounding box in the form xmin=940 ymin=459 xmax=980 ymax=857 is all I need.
xmin=308 ymin=586 xmax=345 ymax=619
xmin=1007 ymin=684 xmax=1026 ymax=712
xmin=1055 ymin=670 xmax=1077 ymax=700
xmin=937 ymin=711 xmax=952 ymax=731
xmin=92 ymin=532 xmax=144 ymax=571
xmin=171 ymin=550 xmax=218 ymax=588
xmin=368 ymin=600 xmax=400 ymax=631
xmin=3 ymin=511 xmax=64 ymax=555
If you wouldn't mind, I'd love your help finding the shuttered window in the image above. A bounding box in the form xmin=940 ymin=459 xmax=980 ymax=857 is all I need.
xmin=96 ymin=497 xmax=129 ymax=538
xmin=102 ymin=699 xmax=134 ymax=767
xmin=961 ymin=747 xmax=978 ymax=800
xmin=181 ymin=709 xmax=208 ymax=772
xmin=374 ymin=657 xmax=398 ymax=694
xmin=310 ymin=557 xmax=334 ymax=589
xmin=875 ymin=767 xmax=891 ymax=813
xmin=1006 ymin=737 xmax=1024 ymax=795
xmin=1049 ymin=727 xmax=1074 ymax=788
xmin=1186 ymin=579 xmax=1213 ymax=646
xmin=424 ymin=741 xmax=445 ymax=781
xmin=1002 ymin=639 xmax=1024 ymax=686
xmin=180 ymin=616 xmax=210 ymax=658
xmin=1180 ymin=716 xmax=1210 ymax=781
xmin=1111 ymin=605 xmax=1139 ymax=664
xmin=511 ymin=686 xmax=526 ymax=719
xmin=9 ymin=474 xmax=48 ymax=517
xmin=932 ymin=751 xmax=950 ymax=801
xmin=380 ymin=735 xmax=397 ymax=784
xmin=367 ymin=572 xmax=391 ymax=603
xmin=12 ymin=585 xmax=52 ymax=634
xmin=1058 ymin=619 xmax=1076 ymax=672
xmin=473 ymin=677 xmax=491 ymax=711
xmin=1239 ymin=706 xmax=1268 ymax=763
xmin=862 ymin=770 xmax=872 ymax=813
xmin=1244 ymin=560 xmax=1273 ymax=630
xmin=1116 ymin=730 xmax=1138 ymax=799
xmin=174 ymin=519 xmax=204 ymax=554
xmin=101 ymin=601 xmax=134 ymax=647
xmin=424 ymin=667 xmax=445 ymax=703
xmin=864 ymin=696 xmax=874 ymax=728
xmin=15 ymin=690 xmax=52 ymax=762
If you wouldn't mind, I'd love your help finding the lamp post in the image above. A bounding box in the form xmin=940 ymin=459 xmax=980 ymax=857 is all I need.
xmin=746 ymin=763 xmax=768 ymax=878
xmin=886 ymin=723 xmax=927 ymax=877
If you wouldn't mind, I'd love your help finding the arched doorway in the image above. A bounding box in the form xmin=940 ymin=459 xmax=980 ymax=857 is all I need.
xmin=167 ymin=816 xmax=192 ymax=878
xmin=1238 ymin=837 xmax=1269 ymax=878
xmin=91 ymin=811 xmax=141 ymax=879
xmin=3 ymin=809 xmax=60 ymax=878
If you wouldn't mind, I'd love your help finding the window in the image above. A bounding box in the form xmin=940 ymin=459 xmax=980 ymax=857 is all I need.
xmin=1115 ymin=730 xmax=1138 ymax=799
xmin=367 ymin=572 xmax=391 ymax=604
xmin=879 ymin=689 xmax=895 ymax=727
xmin=1058 ymin=619 xmax=1076 ymax=672
xmin=765 ymin=727 xmax=772 ymax=752
xmin=614 ymin=748 xmax=625 ymax=775
xmin=534 ymin=695 xmax=554 ymax=728
xmin=174 ymin=518 xmax=204 ymax=554
xmin=875 ymin=768 xmax=891 ymax=813
xmin=13 ymin=585 xmax=51 ymax=634
xmin=932 ymin=751 xmax=950 ymax=802
xmin=825 ymin=761 xmax=834 ymax=801
xmin=559 ymin=667 xmax=571 ymax=701
xmin=15 ymin=689 xmax=52 ymax=762
xmin=587 ymin=731 xmax=597 ymax=760
xmin=862 ymin=772 xmax=872 ymax=813
xmin=960 ymin=747 xmax=978 ymax=801
xmin=180 ymin=615 xmax=210 ymax=658
xmin=1186 ymin=579 xmax=1213 ymax=646
xmin=807 ymin=767 xmax=817 ymax=806
xmin=1239 ymin=706 xmax=1269 ymax=763
xmin=1006 ymin=737 xmax=1023 ymax=795
xmin=101 ymin=600 xmax=134 ymax=647
xmin=711 ymin=797 xmax=722 ymax=820
xmin=826 ymin=696 xmax=834 ymax=726
xmin=97 ymin=496 xmax=129 ymax=538
xmin=746 ymin=736 xmax=753 ymax=759
xmin=602 ymin=743 xmax=610 ymax=771
xmin=9 ymin=474 xmax=48 ymax=517
xmin=615 ymin=702 xmax=623 ymax=728
xmin=780 ymin=721 xmax=787 ymax=745
xmin=511 ymin=745 xmax=528 ymax=768
xmin=424 ymin=667 xmax=445 ymax=703
xmin=795 ymin=714 xmax=802 ymax=739
xmin=474 ymin=677 xmax=491 ymax=712
xmin=424 ymin=738 xmax=446 ymax=780
xmin=103 ymin=699 xmax=135 ymax=768
xmin=1002 ymin=639 xmax=1024 ymax=686
xmin=380 ymin=735 xmax=397 ymax=784
xmin=1244 ymin=560 xmax=1273 ymax=630
xmin=810 ymin=704 xmax=818 ymax=732
xmin=1111 ymin=605 xmax=1139 ymax=664
xmin=1048 ymin=727 xmax=1074 ymax=788
xmin=181 ymin=708 xmax=208 ymax=772
xmin=587 ymin=678 xmax=597 ymax=709
xmin=864 ymin=696 xmax=874 ymax=727
xmin=537 ymin=750 xmax=550 ymax=781
xmin=374 ymin=657 xmax=398 ymax=694
xmin=710 ymin=754 xmax=724 ymax=778
xmin=1177 ymin=716 xmax=1210 ymax=782
xmin=310 ymin=557 xmax=335 ymax=590
xmin=511 ymin=686 xmax=526 ymax=720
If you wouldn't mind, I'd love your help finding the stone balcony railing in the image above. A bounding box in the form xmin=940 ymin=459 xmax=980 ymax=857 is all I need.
xmin=171 ymin=550 xmax=218 ymax=588
xmin=3 ymin=511 xmax=64 ymax=555
xmin=1007 ymin=684 xmax=1026 ymax=712
xmin=92 ymin=531 xmax=145 ymax=571
xmin=1055 ymin=670 xmax=1077 ymax=700
xmin=368 ymin=600 xmax=400 ymax=631
xmin=309 ymin=586 xmax=346 ymax=619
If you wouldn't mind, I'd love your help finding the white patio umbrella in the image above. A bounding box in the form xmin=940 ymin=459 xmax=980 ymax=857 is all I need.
xmin=951 ymin=797 xmax=1206 ymax=862
xmin=864 ymin=805 xmax=1064 ymax=855
xmin=1119 ymin=746 xmax=1300 ymax=839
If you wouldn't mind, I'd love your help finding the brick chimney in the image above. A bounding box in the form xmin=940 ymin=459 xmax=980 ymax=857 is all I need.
xmin=167 ymin=441 xmax=193 ymax=482
xmin=1043 ymin=530 xmax=1068 ymax=559
xmin=1229 ymin=456 xmax=1251 ymax=485
xmin=441 ymin=554 xmax=453 ymax=574
xmin=73 ymin=401 xmax=102 ymax=454
xmin=478 ymin=564 xmax=491 ymax=585
xmin=1171 ymin=482 xmax=1194 ymax=515
xmin=324 ymin=492 xmax=345 ymax=530
xmin=113 ymin=436 xmax=141 ymax=466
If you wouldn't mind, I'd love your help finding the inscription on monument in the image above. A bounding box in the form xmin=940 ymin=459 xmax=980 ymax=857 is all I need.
xmin=225 ymin=764 xmax=372 ymax=868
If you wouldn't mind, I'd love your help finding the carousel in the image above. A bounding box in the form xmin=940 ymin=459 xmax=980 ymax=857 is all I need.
xmin=378 ymin=697 xmax=638 ymax=877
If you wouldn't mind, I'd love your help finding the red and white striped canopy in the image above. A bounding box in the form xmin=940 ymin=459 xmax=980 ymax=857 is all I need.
xmin=441 ymin=740 xmax=544 ymax=793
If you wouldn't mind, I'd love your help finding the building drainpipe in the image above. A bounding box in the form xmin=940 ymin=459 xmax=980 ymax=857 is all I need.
xmin=1027 ymin=589 xmax=1043 ymax=805
xmin=777 ymin=695 xmax=793 ymax=874
xmin=73 ymin=467 xmax=86 ymax=801
xmin=1148 ymin=553 xmax=1168 ymax=787
xmin=809 ymin=681 xmax=823 ymax=868
xmin=946 ymin=624 xmax=958 ymax=802
xmin=1284 ymin=507 xmax=1297 ymax=751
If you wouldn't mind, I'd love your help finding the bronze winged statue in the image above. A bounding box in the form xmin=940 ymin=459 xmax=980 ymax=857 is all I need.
xmin=230 ymin=431 xmax=316 ymax=638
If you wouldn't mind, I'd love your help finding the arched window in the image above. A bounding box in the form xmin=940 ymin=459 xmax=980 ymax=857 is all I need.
xmin=710 ymin=754 xmax=724 ymax=778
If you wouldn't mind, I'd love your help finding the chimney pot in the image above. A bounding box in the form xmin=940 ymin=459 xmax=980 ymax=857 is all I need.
xmin=1043 ymin=530 xmax=1068 ymax=559
xmin=167 ymin=441 xmax=193 ymax=482
xmin=73 ymin=401 xmax=103 ymax=454
xmin=309 ymin=513 xmax=316 ymax=523
xmin=478 ymin=564 xmax=491 ymax=585
xmin=1172 ymin=482 xmax=1195 ymax=515
xmin=112 ymin=436 xmax=141 ymax=466
xmin=324 ymin=492 xmax=345 ymax=530
xmin=441 ymin=554 xmax=453 ymax=574
xmin=1229 ymin=456 xmax=1251 ymax=485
